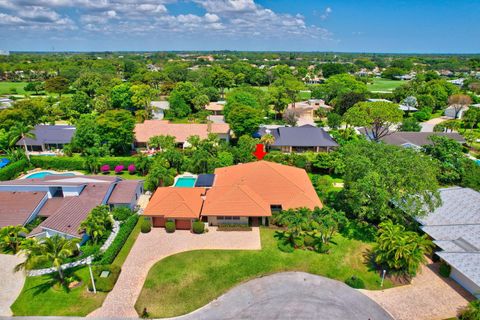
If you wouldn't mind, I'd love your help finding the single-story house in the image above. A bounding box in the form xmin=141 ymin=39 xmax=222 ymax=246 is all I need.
xmin=0 ymin=175 xmax=143 ymax=241
xmin=16 ymin=125 xmax=76 ymax=152
xmin=367 ymin=99 xmax=417 ymax=112
xmin=445 ymin=104 xmax=479 ymax=119
xmin=359 ymin=129 xmax=465 ymax=149
xmin=417 ymin=187 xmax=480 ymax=299
xmin=288 ymin=99 xmax=332 ymax=118
xmin=144 ymin=161 xmax=322 ymax=229
xmin=134 ymin=120 xmax=230 ymax=148
xmin=257 ymin=124 xmax=338 ymax=153
xmin=150 ymin=101 xmax=170 ymax=120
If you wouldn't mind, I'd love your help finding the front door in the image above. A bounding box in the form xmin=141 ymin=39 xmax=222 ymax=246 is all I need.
xmin=250 ymin=217 xmax=259 ymax=227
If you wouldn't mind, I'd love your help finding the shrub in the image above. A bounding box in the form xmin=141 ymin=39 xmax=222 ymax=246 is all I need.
xmin=114 ymin=165 xmax=124 ymax=174
xmin=88 ymin=264 xmax=121 ymax=292
xmin=112 ymin=207 xmax=133 ymax=221
xmin=141 ymin=219 xmax=152 ymax=233
xmin=459 ymin=300 xmax=480 ymax=320
xmin=0 ymin=159 xmax=27 ymax=181
xmin=165 ymin=220 xmax=175 ymax=233
xmin=293 ymin=236 xmax=304 ymax=248
xmin=97 ymin=214 xmax=138 ymax=265
xmin=30 ymin=156 xmax=85 ymax=170
xmin=192 ymin=220 xmax=204 ymax=234
xmin=278 ymin=241 xmax=294 ymax=253
xmin=127 ymin=164 xmax=136 ymax=174
xmin=439 ymin=263 xmax=451 ymax=278
xmin=345 ymin=276 xmax=365 ymax=289
xmin=217 ymin=224 xmax=252 ymax=231
xmin=101 ymin=165 xmax=110 ymax=173
xmin=303 ymin=235 xmax=315 ymax=247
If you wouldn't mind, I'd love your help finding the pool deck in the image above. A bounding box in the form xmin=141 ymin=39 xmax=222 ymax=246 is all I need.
xmin=19 ymin=169 xmax=83 ymax=179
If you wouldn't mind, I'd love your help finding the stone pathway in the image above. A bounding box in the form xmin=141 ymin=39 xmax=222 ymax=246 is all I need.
xmin=361 ymin=261 xmax=474 ymax=320
xmin=0 ymin=254 xmax=26 ymax=316
xmin=88 ymin=227 xmax=261 ymax=318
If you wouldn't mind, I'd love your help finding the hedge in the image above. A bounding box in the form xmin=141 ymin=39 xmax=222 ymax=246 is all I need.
xmin=30 ymin=155 xmax=139 ymax=172
xmin=217 ymin=224 xmax=252 ymax=231
xmin=97 ymin=214 xmax=139 ymax=265
xmin=0 ymin=159 xmax=28 ymax=181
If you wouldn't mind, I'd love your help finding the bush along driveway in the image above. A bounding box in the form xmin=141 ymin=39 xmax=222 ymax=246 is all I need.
xmin=88 ymin=227 xmax=261 ymax=318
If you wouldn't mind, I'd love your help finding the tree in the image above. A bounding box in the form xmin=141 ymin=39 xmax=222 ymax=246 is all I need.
xmin=16 ymin=235 xmax=79 ymax=284
xmin=343 ymin=101 xmax=404 ymax=141
xmin=338 ymin=140 xmax=440 ymax=223
xmin=24 ymin=82 xmax=44 ymax=95
xmin=217 ymin=151 xmax=234 ymax=167
xmin=45 ymin=76 xmax=69 ymax=96
xmin=321 ymin=63 xmax=347 ymax=78
xmin=273 ymin=75 xmax=305 ymax=108
xmin=191 ymin=94 xmax=210 ymax=112
xmin=73 ymin=72 xmax=104 ymax=98
xmin=9 ymin=123 xmax=35 ymax=160
xmin=399 ymin=117 xmax=421 ymax=132
xmin=374 ymin=221 xmax=433 ymax=276
xmin=334 ymin=91 xmax=366 ymax=115
xmin=462 ymin=106 xmax=480 ymax=129
xmin=260 ymin=133 xmax=275 ymax=151
xmin=423 ymin=135 xmax=465 ymax=184
xmin=79 ymin=205 xmax=113 ymax=244
xmin=448 ymin=94 xmax=472 ymax=119
xmin=148 ymin=135 xmax=176 ymax=150
xmin=131 ymin=84 xmax=157 ymax=113
xmin=382 ymin=67 xmax=406 ymax=80
xmin=402 ymin=96 xmax=418 ymax=112
xmin=211 ymin=66 xmax=235 ymax=98
xmin=232 ymin=135 xmax=258 ymax=163
xmin=144 ymin=158 xmax=176 ymax=190
xmin=312 ymin=74 xmax=368 ymax=103
xmin=227 ymin=105 xmax=263 ymax=137
xmin=85 ymin=154 xmax=100 ymax=174
xmin=111 ymin=83 xmax=134 ymax=110
xmin=168 ymin=91 xmax=191 ymax=118
xmin=0 ymin=225 xmax=28 ymax=253
xmin=69 ymin=91 xmax=92 ymax=116
xmin=97 ymin=110 xmax=135 ymax=155
xmin=282 ymin=109 xmax=300 ymax=126
xmin=268 ymin=85 xmax=289 ymax=119
xmin=135 ymin=153 xmax=152 ymax=176
xmin=327 ymin=112 xmax=342 ymax=129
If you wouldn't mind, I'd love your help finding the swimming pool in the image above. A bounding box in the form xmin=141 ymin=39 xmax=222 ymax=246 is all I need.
xmin=24 ymin=171 xmax=76 ymax=179
xmin=174 ymin=177 xmax=197 ymax=188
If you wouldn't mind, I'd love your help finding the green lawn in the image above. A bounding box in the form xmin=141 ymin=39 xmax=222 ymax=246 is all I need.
xmin=0 ymin=81 xmax=29 ymax=95
xmin=11 ymin=267 xmax=107 ymax=316
xmin=135 ymin=228 xmax=391 ymax=318
xmin=367 ymin=78 xmax=405 ymax=92
xmin=11 ymin=217 xmax=144 ymax=316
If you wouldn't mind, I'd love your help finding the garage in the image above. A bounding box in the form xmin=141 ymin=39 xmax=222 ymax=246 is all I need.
xmin=175 ymin=219 xmax=191 ymax=230
xmin=152 ymin=216 xmax=165 ymax=227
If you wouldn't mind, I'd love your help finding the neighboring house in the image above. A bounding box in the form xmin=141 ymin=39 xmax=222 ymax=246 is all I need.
xmin=205 ymin=101 xmax=225 ymax=116
xmin=288 ymin=99 xmax=332 ymax=118
xmin=359 ymin=129 xmax=465 ymax=149
xmin=367 ymin=99 xmax=417 ymax=112
xmin=0 ymin=175 xmax=143 ymax=242
xmin=417 ymin=187 xmax=480 ymax=299
xmin=445 ymin=104 xmax=479 ymax=119
xmin=144 ymin=161 xmax=322 ymax=230
xmin=257 ymin=124 xmax=338 ymax=152
xmin=16 ymin=125 xmax=76 ymax=152
xmin=150 ymin=101 xmax=170 ymax=120
xmin=134 ymin=120 xmax=230 ymax=148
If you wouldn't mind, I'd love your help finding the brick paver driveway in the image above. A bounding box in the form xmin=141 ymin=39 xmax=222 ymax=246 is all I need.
xmin=0 ymin=254 xmax=25 ymax=316
xmin=361 ymin=261 xmax=474 ymax=320
xmin=88 ymin=227 xmax=261 ymax=318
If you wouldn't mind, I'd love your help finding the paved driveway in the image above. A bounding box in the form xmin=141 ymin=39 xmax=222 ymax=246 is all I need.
xmin=362 ymin=262 xmax=473 ymax=320
xmin=172 ymin=272 xmax=392 ymax=320
xmin=88 ymin=227 xmax=261 ymax=318
xmin=0 ymin=254 xmax=26 ymax=316
xmin=420 ymin=116 xmax=452 ymax=132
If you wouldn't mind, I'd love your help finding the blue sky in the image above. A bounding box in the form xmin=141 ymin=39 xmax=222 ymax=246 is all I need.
xmin=0 ymin=0 xmax=478 ymax=53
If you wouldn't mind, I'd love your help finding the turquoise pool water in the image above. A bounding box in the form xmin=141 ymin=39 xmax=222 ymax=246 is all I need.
xmin=25 ymin=171 xmax=76 ymax=179
xmin=174 ymin=177 xmax=197 ymax=188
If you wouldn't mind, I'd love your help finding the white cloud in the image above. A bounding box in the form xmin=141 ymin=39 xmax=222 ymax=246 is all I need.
xmin=320 ymin=7 xmax=332 ymax=20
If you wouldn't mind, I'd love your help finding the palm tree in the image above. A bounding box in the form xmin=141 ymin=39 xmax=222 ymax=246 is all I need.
xmin=260 ymin=134 xmax=275 ymax=151
xmin=16 ymin=235 xmax=79 ymax=283
xmin=79 ymin=205 xmax=112 ymax=244
xmin=459 ymin=300 xmax=480 ymax=320
xmin=0 ymin=225 xmax=28 ymax=253
xmin=85 ymin=155 xmax=99 ymax=174
xmin=9 ymin=123 xmax=35 ymax=161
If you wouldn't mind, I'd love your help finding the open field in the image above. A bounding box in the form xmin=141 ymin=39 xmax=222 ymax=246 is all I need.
xmin=135 ymin=228 xmax=391 ymax=318
xmin=367 ymin=78 xmax=405 ymax=92
xmin=0 ymin=82 xmax=29 ymax=95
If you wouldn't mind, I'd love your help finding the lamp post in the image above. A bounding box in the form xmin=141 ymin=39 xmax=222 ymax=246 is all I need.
xmin=87 ymin=260 xmax=96 ymax=294
xmin=380 ymin=269 xmax=386 ymax=288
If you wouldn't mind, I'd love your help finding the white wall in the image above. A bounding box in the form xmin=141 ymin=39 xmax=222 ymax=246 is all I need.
xmin=450 ymin=268 xmax=480 ymax=299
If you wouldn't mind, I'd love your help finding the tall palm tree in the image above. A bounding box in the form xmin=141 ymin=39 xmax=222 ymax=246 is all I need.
xmin=260 ymin=134 xmax=275 ymax=151
xmin=0 ymin=225 xmax=28 ymax=254
xmin=16 ymin=235 xmax=79 ymax=283
xmin=9 ymin=123 xmax=35 ymax=161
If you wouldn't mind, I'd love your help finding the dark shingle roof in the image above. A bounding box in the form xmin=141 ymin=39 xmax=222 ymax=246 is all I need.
xmin=358 ymin=129 xmax=466 ymax=147
xmin=16 ymin=125 xmax=75 ymax=146
xmin=259 ymin=125 xmax=338 ymax=148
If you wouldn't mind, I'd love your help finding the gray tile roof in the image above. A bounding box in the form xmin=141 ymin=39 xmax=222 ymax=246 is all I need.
xmin=418 ymin=187 xmax=480 ymax=291
xmin=16 ymin=125 xmax=75 ymax=146
xmin=358 ymin=129 xmax=466 ymax=147
xmin=259 ymin=125 xmax=338 ymax=148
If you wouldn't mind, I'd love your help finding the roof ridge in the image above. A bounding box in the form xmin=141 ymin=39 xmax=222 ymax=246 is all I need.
xmin=237 ymin=185 xmax=269 ymax=212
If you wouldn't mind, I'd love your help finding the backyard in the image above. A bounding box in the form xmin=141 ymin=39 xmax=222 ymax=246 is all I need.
xmin=135 ymin=227 xmax=391 ymax=318
xmin=367 ymin=78 xmax=405 ymax=92
xmin=10 ymin=217 xmax=143 ymax=316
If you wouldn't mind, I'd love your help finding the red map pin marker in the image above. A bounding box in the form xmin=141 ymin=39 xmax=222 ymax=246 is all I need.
xmin=252 ymin=144 xmax=267 ymax=160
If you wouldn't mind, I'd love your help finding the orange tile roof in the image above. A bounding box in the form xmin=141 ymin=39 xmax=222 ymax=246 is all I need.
xmin=213 ymin=161 xmax=322 ymax=211
xmin=134 ymin=120 xmax=230 ymax=144
xmin=144 ymin=187 xmax=205 ymax=219
xmin=202 ymin=185 xmax=271 ymax=217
